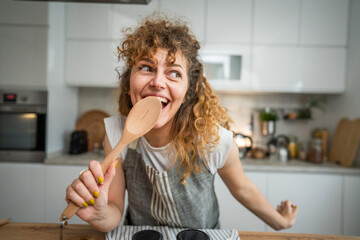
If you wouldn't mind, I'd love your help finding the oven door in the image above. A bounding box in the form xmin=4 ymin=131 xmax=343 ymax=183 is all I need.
xmin=0 ymin=111 xmax=46 ymax=162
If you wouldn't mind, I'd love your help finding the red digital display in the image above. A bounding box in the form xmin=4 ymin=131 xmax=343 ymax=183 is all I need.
xmin=3 ymin=93 xmax=17 ymax=103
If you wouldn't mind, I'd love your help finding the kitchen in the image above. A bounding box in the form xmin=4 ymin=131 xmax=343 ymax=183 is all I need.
xmin=0 ymin=0 xmax=360 ymax=239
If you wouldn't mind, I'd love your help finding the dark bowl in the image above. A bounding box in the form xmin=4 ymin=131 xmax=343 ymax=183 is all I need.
xmin=176 ymin=229 xmax=210 ymax=240
xmin=132 ymin=230 xmax=163 ymax=240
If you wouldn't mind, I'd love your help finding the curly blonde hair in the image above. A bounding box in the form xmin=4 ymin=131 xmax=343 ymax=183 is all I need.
xmin=116 ymin=13 xmax=232 ymax=183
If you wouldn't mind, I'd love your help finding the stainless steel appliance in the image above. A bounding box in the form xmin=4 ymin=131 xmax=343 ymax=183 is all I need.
xmin=0 ymin=89 xmax=47 ymax=162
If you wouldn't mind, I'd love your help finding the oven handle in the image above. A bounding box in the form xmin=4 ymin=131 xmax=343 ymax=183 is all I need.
xmin=0 ymin=106 xmax=46 ymax=114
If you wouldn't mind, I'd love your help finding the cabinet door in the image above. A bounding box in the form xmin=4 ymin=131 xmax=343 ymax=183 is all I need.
xmin=0 ymin=26 xmax=47 ymax=89
xmin=111 ymin=0 xmax=159 ymax=39
xmin=214 ymin=172 xmax=267 ymax=231
xmin=159 ymin=0 xmax=205 ymax=42
xmin=252 ymin=46 xmax=345 ymax=93
xmin=0 ymin=0 xmax=48 ymax=25
xmin=206 ymin=0 xmax=252 ymax=43
xmin=343 ymin=175 xmax=360 ymax=236
xmin=45 ymin=165 xmax=86 ymax=224
xmin=254 ymin=0 xmax=300 ymax=44
xmin=267 ymin=172 xmax=342 ymax=234
xmin=298 ymin=47 xmax=346 ymax=92
xmin=66 ymin=3 xmax=112 ymax=39
xmin=65 ymin=40 xmax=119 ymax=87
xmin=252 ymin=46 xmax=300 ymax=92
xmin=0 ymin=163 xmax=45 ymax=222
xmin=300 ymin=0 xmax=349 ymax=46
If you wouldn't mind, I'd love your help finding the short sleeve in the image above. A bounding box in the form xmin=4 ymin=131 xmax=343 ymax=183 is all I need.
xmin=205 ymin=126 xmax=233 ymax=175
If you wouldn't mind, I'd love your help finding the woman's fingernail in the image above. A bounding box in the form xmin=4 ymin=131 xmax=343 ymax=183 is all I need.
xmin=93 ymin=191 xmax=99 ymax=198
xmin=89 ymin=199 xmax=95 ymax=206
xmin=115 ymin=160 xmax=118 ymax=169
xmin=98 ymin=176 xmax=104 ymax=184
xmin=82 ymin=202 xmax=88 ymax=207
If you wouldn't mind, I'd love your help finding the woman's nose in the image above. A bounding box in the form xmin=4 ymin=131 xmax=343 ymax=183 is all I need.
xmin=150 ymin=72 xmax=165 ymax=89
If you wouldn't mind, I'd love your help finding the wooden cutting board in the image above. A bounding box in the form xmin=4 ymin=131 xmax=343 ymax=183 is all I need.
xmin=328 ymin=118 xmax=360 ymax=167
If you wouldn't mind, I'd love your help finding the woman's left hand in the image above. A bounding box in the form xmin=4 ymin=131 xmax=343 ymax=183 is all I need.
xmin=276 ymin=200 xmax=298 ymax=229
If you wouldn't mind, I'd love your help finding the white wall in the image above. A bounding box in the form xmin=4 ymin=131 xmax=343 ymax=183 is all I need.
xmin=46 ymin=3 xmax=78 ymax=155
xmin=325 ymin=0 xmax=360 ymax=165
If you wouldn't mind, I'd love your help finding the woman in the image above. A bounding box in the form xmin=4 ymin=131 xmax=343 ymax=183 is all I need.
xmin=65 ymin=14 xmax=298 ymax=232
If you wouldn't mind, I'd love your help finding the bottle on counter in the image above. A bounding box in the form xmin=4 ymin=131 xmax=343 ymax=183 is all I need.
xmin=307 ymin=139 xmax=323 ymax=164
xmin=287 ymin=136 xmax=298 ymax=159
xmin=298 ymin=141 xmax=308 ymax=161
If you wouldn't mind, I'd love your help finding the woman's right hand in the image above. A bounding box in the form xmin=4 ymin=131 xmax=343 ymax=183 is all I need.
xmin=65 ymin=159 xmax=117 ymax=222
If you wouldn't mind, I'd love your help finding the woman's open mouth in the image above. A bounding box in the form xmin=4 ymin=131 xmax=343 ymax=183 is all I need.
xmin=157 ymin=96 xmax=169 ymax=109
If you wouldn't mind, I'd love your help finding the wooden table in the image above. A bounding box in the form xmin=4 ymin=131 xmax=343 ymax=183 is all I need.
xmin=0 ymin=222 xmax=359 ymax=240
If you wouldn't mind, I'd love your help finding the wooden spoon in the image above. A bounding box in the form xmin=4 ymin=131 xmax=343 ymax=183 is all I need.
xmin=60 ymin=96 xmax=162 ymax=222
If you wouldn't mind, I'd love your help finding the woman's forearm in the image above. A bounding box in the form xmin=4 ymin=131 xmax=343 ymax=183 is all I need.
xmin=232 ymin=177 xmax=289 ymax=230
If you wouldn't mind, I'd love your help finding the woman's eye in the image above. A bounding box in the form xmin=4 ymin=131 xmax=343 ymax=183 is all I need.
xmin=139 ymin=65 xmax=152 ymax=72
xmin=169 ymin=71 xmax=181 ymax=78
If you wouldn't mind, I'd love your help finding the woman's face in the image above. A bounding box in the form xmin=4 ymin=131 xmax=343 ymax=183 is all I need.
xmin=129 ymin=48 xmax=189 ymax=129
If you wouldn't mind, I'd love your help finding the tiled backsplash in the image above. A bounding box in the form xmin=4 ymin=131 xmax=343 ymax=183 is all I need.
xmin=78 ymin=87 xmax=327 ymax=147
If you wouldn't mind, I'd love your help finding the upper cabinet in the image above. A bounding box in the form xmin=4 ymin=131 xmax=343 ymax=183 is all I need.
xmin=0 ymin=0 xmax=48 ymax=89
xmin=254 ymin=0 xmax=349 ymax=46
xmin=64 ymin=0 xmax=349 ymax=94
xmin=159 ymin=0 xmax=205 ymax=43
xmin=206 ymin=0 xmax=252 ymax=44
xmin=254 ymin=0 xmax=300 ymax=45
xmin=66 ymin=3 xmax=112 ymax=39
xmin=112 ymin=0 xmax=159 ymax=40
xmin=300 ymin=0 xmax=349 ymax=46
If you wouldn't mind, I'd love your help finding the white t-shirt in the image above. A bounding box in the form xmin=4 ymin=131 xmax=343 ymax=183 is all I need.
xmin=104 ymin=115 xmax=233 ymax=175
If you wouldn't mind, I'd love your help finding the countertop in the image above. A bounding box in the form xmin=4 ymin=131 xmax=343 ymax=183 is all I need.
xmin=1 ymin=222 xmax=360 ymax=240
xmin=45 ymin=152 xmax=360 ymax=175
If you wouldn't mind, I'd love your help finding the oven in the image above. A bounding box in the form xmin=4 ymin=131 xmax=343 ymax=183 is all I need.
xmin=0 ymin=89 xmax=47 ymax=162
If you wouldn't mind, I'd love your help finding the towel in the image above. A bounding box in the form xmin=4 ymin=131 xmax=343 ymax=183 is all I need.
xmin=106 ymin=225 xmax=240 ymax=240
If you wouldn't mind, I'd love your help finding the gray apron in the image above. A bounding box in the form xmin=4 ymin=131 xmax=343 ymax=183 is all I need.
xmin=123 ymin=141 xmax=220 ymax=229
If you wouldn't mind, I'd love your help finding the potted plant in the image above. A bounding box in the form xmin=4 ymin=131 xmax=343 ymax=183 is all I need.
xmin=297 ymin=98 xmax=324 ymax=119
xmin=260 ymin=108 xmax=278 ymax=136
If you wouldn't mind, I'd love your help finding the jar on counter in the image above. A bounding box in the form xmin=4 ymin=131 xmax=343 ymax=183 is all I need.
xmin=298 ymin=141 xmax=308 ymax=161
xmin=307 ymin=139 xmax=323 ymax=163
xmin=287 ymin=136 xmax=298 ymax=159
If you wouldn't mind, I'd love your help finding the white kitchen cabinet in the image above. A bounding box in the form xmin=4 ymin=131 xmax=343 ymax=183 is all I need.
xmin=0 ymin=163 xmax=46 ymax=223
xmin=159 ymin=0 xmax=205 ymax=43
xmin=300 ymin=0 xmax=349 ymax=46
xmin=252 ymin=46 xmax=346 ymax=93
xmin=206 ymin=0 xmax=252 ymax=44
xmin=65 ymin=40 xmax=120 ymax=87
xmin=253 ymin=0 xmax=300 ymax=45
xmin=343 ymin=175 xmax=360 ymax=236
xmin=44 ymin=165 xmax=86 ymax=224
xmin=0 ymin=26 xmax=48 ymax=89
xmin=214 ymin=172 xmax=267 ymax=231
xmin=267 ymin=172 xmax=342 ymax=235
xmin=111 ymin=0 xmax=159 ymax=40
xmin=0 ymin=0 xmax=48 ymax=25
xmin=66 ymin=3 xmax=112 ymax=39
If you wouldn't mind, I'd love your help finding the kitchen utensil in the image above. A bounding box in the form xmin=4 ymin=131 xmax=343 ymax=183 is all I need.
xmin=60 ymin=97 xmax=162 ymax=223
xmin=75 ymin=110 xmax=110 ymax=151
xmin=0 ymin=218 xmax=11 ymax=226
xmin=329 ymin=118 xmax=360 ymax=167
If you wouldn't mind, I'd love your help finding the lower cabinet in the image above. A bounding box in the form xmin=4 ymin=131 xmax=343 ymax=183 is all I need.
xmin=215 ymin=170 xmax=359 ymax=236
xmin=45 ymin=165 xmax=87 ymax=224
xmin=1 ymin=162 xmax=359 ymax=236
